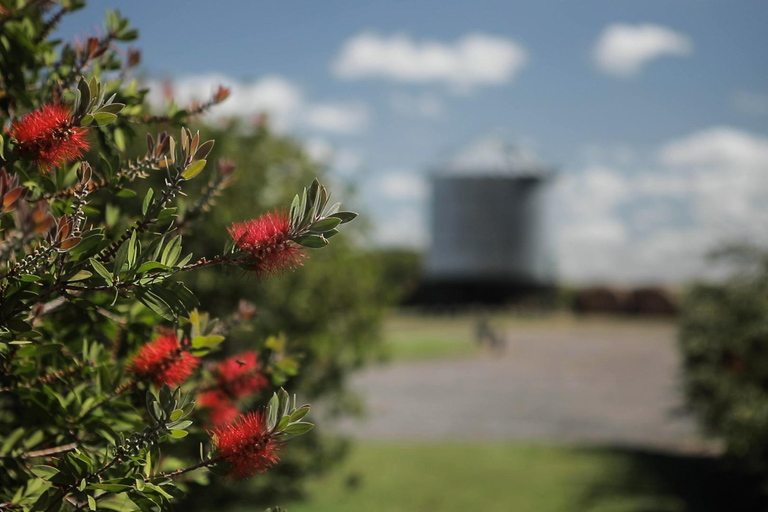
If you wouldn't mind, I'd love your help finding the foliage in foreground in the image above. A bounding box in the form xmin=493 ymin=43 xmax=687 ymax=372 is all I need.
xmin=679 ymin=247 xmax=768 ymax=472
xmin=0 ymin=1 xmax=358 ymax=510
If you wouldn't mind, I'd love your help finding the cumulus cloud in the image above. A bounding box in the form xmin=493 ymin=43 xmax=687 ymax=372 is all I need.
xmin=373 ymin=205 xmax=428 ymax=248
xmin=304 ymin=102 xmax=369 ymax=134
xmin=389 ymin=92 xmax=444 ymax=118
xmin=144 ymin=74 xmax=369 ymax=134
xmin=378 ymin=172 xmax=428 ymax=201
xmin=333 ymin=32 xmax=528 ymax=90
xmin=660 ymin=126 xmax=768 ymax=169
xmin=303 ymin=137 xmax=363 ymax=174
xmin=557 ymin=127 xmax=768 ymax=283
xmin=145 ymin=74 xmax=302 ymax=131
xmin=592 ymin=23 xmax=693 ymax=78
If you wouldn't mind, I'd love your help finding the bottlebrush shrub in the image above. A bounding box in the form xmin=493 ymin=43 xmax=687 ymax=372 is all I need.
xmin=0 ymin=3 xmax=358 ymax=510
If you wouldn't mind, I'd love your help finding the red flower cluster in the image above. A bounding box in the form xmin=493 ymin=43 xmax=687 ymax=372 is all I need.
xmin=215 ymin=351 xmax=269 ymax=399
xmin=210 ymin=411 xmax=281 ymax=479
xmin=198 ymin=391 xmax=240 ymax=426
xmin=199 ymin=351 xmax=269 ymax=426
xmin=9 ymin=104 xmax=89 ymax=172
xmin=128 ymin=332 xmax=200 ymax=387
xmin=228 ymin=211 xmax=303 ymax=276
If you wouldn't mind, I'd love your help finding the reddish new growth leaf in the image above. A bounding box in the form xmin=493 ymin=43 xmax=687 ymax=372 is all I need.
xmin=9 ymin=104 xmax=89 ymax=172
xmin=214 ymin=351 xmax=269 ymax=399
xmin=128 ymin=332 xmax=200 ymax=387
xmin=210 ymin=411 xmax=281 ymax=479
xmin=228 ymin=210 xmax=304 ymax=276
xmin=199 ymin=390 xmax=240 ymax=426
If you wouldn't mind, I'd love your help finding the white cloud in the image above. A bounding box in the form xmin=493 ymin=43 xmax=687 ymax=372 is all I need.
xmin=660 ymin=126 xmax=768 ymax=169
xmin=144 ymin=74 xmax=369 ymax=134
xmin=389 ymin=92 xmax=444 ymax=118
xmin=145 ymin=74 xmax=303 ymax=131
xmin=303 ymin=137 xmax=363 ymax=174
xmin=304 ymin=102 xmax=369 ymax=134
xmin=333 ymin=149 xmax=364 ymax=174
xmin=373 ymin=205 xmax=428 ymax=248
xmin=557 ymin=128 xmax=768 ymax=283
xmin=731 ymin=91 xmax=768 ymax=116
xmin=378 ymin=172 xmax=428 ymax=201
xmin=304 ymin=137 xmax=334 ymax=163
xmin=333 ymin=32 xmax=528 ymax=90
xmin=592 ymin=23 xmax=693 ymax=78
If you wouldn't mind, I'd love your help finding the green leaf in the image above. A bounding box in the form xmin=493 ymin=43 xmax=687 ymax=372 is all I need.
xmin=182 ymin=159 xmax=206 ymax=180
xmin=289 ymin=194 xmax=300 ymax=227
xmin=31 ymin=465 xmax=60 ymax=480
xmin=77 ymin=78 xmax=91 ymax=116
xmin=276 ymin=415 xmax=290 ymax=432
xmin=96 ymin=103 xmax=125 ymax=115
xmin=142 ymin=188 xmax=154 ymax=216
xmin=135 ymin=261 xmax=170 ymax=275
xmin=89 ymin=258 xmax=113 ymax=284
xmin=330 ymin=211 xmax=358 ymax=224
xmin=170 ymin=430 xmax=188 ymax=439
xmin=190 ymin=335 xmax=225 ymax=349
xmin=294 ymin=234 xmax=328 ymax=249
xmin=144 ymin=450 xmax=152 ymax=479
xmin=308 ymin=217 xmax=341 ymax=233
xmin=92 ymin=112 xmax=117 ymax=126
xmin=112 ymin=241 xmax=129 ymax=279
xmin=114 ymin=127 xmax=126 ymax=152
xmin=283 ymin=422 xmax=314 ymax=435
xmin=87 ymin=495 xmax=96 ymax=510
xmin=128 ymin=231 xmax=138 ymax=268
xmin=267 ymin=393 xmax=279 ymax=430
xmin=170 ymin=409 xmax=183 ymax=421
xmin=116 ymin=189 xmax=136 ymax=198
xmin=289 ymin=405 xmax=310 ymax=422
xmin=170 ymin=420 xmax=193 ymax=430
xmin=157 ymin=207 xmax=178 ymax=223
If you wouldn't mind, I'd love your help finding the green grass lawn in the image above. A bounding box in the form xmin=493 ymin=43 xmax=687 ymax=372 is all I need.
xmin=382 ymin=315 xmax=478 ymax=361
xmin=381 ymin=310 xmax=675 ymax=362
xmin=279 ymin=441 xmax=759 ymax=512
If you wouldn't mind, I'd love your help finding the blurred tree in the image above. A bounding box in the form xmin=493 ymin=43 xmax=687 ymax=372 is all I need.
xmin=164 ymin=121 xmax=395 ymax=506
xmin=679 ymin=244 xmax=768 ymax=473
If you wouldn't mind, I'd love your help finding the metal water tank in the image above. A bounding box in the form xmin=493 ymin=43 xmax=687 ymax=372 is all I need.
xmin=425 ymin=139 xmax=555 ymax=291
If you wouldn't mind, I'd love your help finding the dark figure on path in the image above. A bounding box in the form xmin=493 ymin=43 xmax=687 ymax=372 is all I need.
xmin=475 ymin=315 xmax=506 ymax=354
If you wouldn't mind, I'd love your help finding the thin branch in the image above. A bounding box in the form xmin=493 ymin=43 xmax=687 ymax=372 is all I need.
xmin=97 ymin=171 xmax=185 ymax=263
xmin=155 ymin=458 xmax=218 ymax=479
xmin=0 ymin=360 xmax=92 ymax=393
xmin=20 ymin=442 xmax=78 ymax=460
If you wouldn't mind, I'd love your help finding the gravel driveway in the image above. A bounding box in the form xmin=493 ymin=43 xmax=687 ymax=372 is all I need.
xmin=335 ymin=320 xmax=714 ymax=452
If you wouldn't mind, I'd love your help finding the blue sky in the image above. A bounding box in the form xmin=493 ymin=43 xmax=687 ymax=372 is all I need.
xmin=58 ymin=1 xmax=768 ymax=283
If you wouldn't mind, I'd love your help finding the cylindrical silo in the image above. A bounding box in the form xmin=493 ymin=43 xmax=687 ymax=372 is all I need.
xmin=422 ymin=139 xmax=555 ymax=303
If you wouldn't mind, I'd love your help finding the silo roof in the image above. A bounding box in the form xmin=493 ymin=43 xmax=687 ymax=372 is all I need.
xmin=436 ymin=137 xmax=552 ymax=179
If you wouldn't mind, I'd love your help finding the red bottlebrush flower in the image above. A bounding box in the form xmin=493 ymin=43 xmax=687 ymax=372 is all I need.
xmin=214 ymin=351 xmax=269 ymax=399
xmin=210 ymin=411 xmax=281 ymax=479
xmin=9 ymin=104 xmax=89 ymax=172
xmin=199 ymin=391 xmax=240 ymax=426
xmin=228 ymin=210 xmax=304 ymax=276
xmin=128 ymin=332 xmax=200 ymax=387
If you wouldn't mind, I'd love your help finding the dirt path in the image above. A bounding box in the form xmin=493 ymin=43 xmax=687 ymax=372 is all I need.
xmin=336 ymin=321 xmax=712 ymax=452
